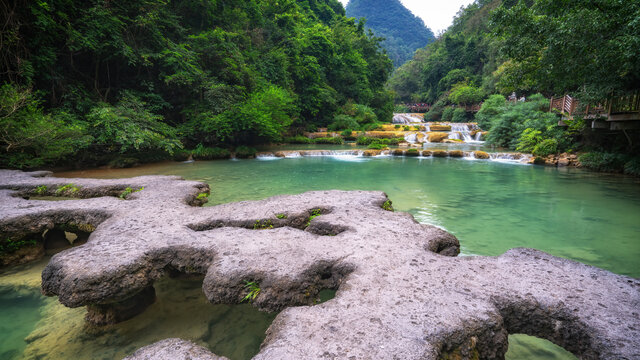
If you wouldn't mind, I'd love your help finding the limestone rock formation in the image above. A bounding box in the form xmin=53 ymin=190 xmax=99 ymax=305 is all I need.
xmin=0 ymin=170 xmax=638 ymax=359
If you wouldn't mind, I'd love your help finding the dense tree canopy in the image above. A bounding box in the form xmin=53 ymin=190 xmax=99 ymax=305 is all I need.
xmin=0 ymin=0 xmax=393 ymax=168
xmin=491 ymin=0 xmax=640 ymax=102
xmin=388 ymin=0 xmax=640 ymax=103
xmin=346 ymin=0 xmax=435 ymax=67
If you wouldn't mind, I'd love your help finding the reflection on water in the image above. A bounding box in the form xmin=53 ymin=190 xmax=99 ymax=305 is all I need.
xmin=2 ymin=155 xmax=636 ymax=359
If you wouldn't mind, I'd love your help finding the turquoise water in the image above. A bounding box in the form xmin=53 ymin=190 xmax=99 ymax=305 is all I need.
xmin=2 ymin=154 xmax=638 ymax=359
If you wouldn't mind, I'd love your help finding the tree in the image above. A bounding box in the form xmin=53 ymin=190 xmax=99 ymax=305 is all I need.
xmin=491 ymin=0 xmax=640 ymax=101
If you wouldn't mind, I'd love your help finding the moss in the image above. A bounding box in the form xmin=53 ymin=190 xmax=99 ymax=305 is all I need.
xmin=275 ymin=213 xmax=287 ymax=219
xmin=406 ymin=148 xmax=420 ymax=156
xmin=55 ymin=183 xmax=80 ymax=196
xmin=34 ymin=185 xmax=47 ymax=195
xmin=448 ymin=150 xmax=464 ymax=158
xmin=305 ymin=209 xmax=322 ymax=227
xmin=0 ymin=237 xmax=40 ymax=255
xmin=253 ymin=219 xmax=273 ymax=230
xmin=432 ymin=150 xmax=447 ymax=157
xmin=119 ymin=187 xmax=144 ymax=199
xmin=381 ymin=200 xmax=393 ymax=211
xmin=196 ymin=192 xmax=209 ymax=200
xmin=474 ymin=151 xmax=490 ymax=159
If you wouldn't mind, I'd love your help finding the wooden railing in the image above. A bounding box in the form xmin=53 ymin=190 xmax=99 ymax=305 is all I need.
xmin=609 ymin=92 xmax=640 ymax=114
xmin=550 ymin=92 xmax=639 ymax=120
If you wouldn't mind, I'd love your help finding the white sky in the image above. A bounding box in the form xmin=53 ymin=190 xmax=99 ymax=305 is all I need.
xmin=339 ymin=0 xmax=475 ymax=34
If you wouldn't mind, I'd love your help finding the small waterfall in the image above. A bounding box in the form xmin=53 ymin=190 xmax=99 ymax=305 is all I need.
xmin=404 ymin=133 xmax=417 ymax=143
xmin=474 ymin=132 xmax=482 ymax=141
xmin=489 ymin=152 xmax=532 ymax=163
xmin=424 ymin=124 xmax=431 ymax=132
xmin=393 ymin=114 xmax=423 ymax=124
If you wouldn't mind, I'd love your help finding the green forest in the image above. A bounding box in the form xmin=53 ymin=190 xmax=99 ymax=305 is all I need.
xmin=346 ymin=0 xmax=435 ymax=67
xmin=388 ymin=0 xmax=640 ymax=175
xmin=1 ymin=0 xmax=639 ymax=175
xmin=0 ymin=0 xmax=393 ymax=169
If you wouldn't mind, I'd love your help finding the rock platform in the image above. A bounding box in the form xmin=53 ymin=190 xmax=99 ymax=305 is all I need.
xmin=0 ymin=170 xmax=638 ymax=359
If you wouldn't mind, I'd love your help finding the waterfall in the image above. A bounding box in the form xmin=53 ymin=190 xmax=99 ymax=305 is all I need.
xmin=404 ymin=133 xmax=417 ymax=143
xmin=393 ymin=114 xmax=423 ymax=124
xmin=489 ymin=152 xmax=532 ymax=163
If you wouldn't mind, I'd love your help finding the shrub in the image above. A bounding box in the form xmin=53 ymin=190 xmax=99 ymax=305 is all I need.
xmin=367 ymin=143 xmax=387 ymax=150
xmin=394 ymin=124 xmax=401 ymax=129
xmin=173 ymin=149 xmax=191 ymax=161
xmin=624 ymin=158 xmax=640 ymax=176
xmin=451 ymin=108 xmax=468 ymax=123
xmin=314 ymin=137 xmax=344 ymax=145
xmin=441 ymin=107 xmax=454 ymax=122
xmin=341 ymin=129 xmax=353 ymax=137
xmin=394 ymin=104 xmax=410 ymax=113
xmin=403 ymin=126 xmax=410 ymax=131
xmin=579 ymin=152 xmax=628 ymax=173
xmin=532 ymin=139 xmax=558 ymax=157
xmin=235 ymin=146 xmax=257 ymax=159
xmin=362 ymin=122 xmax=383 ymax=131
xmin=328 ymin=115 xmax=359 ymax=131
xmin=283 ymin=136 xmax=313 ymax=144
xmin=192 ymin=144 xmax=231 ymax=160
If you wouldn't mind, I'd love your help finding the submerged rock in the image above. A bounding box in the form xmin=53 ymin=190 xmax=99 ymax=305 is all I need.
xmin=0 ymin=170 xmax=638 ymax=360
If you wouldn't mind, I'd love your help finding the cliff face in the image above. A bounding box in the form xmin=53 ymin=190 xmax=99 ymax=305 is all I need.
xmin=346 ymin=0 xmax=435 ymax=67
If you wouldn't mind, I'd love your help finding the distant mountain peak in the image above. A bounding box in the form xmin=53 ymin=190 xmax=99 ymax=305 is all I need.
xmin=346 ymin=0 xmax=434 ymax=67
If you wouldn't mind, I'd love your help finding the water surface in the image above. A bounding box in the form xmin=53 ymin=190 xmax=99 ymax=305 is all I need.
xmin=2 ymin=154 xmax=638 ymax=359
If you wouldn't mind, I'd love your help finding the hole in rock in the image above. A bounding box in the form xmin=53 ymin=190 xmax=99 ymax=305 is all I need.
xmin=506 ymin=334 xmax=577 ymax=360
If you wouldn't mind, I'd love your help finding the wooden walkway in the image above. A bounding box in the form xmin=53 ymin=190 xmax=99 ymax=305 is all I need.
xmin=550 ymin=92 xmax=640 ymax=129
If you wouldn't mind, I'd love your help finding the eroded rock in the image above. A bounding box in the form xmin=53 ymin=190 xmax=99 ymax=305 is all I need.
xmin=0 ymin=170 xmax=638 ymax=360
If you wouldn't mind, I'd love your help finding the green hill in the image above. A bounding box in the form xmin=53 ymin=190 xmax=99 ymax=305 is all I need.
xmin=346 ymin=0 xmax=435 ymax=67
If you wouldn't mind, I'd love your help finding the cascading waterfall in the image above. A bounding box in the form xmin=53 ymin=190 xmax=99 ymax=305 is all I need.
xmin=392 ymin=114 xmax=423 ymax=124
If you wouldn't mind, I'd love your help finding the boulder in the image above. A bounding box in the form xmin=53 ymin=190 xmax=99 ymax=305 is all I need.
xmin=430 ymin=125 xmax=452 ymax=132
xmin=448 ymin=150 xmax=464 ymax=158
xmin=427 ymin=132 xmax=450 ymax=143
xmin=474 ymin=151 xmax=490 ymax=160
xmin=432 ymin=150 xmax=448 ymax=157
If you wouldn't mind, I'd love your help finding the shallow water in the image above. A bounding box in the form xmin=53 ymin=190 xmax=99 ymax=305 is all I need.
xmin=2 ymin=154 xmax=638 ymax=359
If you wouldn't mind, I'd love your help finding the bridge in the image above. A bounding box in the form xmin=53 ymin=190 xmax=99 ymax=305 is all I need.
xmin=550 ymin=92 xmax=640 ymax=130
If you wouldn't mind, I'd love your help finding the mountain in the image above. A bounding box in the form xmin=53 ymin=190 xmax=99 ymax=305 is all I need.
xmin=346 ymin=0 xmax=435 ymax=67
